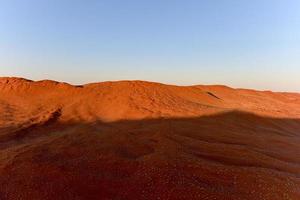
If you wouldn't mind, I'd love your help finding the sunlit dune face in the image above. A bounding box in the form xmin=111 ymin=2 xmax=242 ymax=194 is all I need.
xmin=0 ymin=78 xmax=300 ymax=200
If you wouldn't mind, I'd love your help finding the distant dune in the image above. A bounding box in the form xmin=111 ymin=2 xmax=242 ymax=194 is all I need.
xmin=0 ymin=77 xmax=300 ymax=199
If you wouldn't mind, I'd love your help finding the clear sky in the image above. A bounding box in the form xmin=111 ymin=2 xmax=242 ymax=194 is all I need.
xmin=0 ymin=0 xmax=300 ymax=91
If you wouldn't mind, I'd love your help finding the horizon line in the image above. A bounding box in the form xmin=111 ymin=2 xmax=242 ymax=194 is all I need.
xmin=1 ymin=76 xmax=299 ymax=95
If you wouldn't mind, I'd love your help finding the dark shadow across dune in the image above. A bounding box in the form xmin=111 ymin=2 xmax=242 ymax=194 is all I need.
xmin=0 ymin=111 xmax=300 ymax=200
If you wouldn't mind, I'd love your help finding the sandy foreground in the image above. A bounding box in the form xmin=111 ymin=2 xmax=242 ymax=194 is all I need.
xmin=0 ymin=77 xmax=300 ymax=199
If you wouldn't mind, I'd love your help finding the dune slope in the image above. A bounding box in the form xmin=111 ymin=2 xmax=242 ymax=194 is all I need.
xmin=0 ymin=77 xmax=300 ymax=200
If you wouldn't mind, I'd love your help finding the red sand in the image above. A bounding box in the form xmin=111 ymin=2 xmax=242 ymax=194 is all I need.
xmin=0 ymin=77 xmax=300 ymax=199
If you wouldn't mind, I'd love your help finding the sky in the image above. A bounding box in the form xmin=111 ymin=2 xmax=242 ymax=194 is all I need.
xmin=0 ymin=0 xmax=300 ymax=92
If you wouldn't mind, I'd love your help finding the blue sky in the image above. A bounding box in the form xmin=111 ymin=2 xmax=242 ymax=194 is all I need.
xmin=0 ymin=0 xmax=300 ymax=91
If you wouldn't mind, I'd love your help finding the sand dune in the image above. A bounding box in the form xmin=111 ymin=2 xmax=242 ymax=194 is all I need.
xmin=0 ymin=77 xmax=300 ymax=199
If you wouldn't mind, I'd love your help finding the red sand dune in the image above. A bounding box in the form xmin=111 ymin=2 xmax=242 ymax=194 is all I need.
xmin=0 ymin=77 xmax=300 ymax=199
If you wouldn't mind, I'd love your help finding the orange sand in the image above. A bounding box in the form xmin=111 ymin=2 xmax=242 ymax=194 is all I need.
xmin=0 ymin=77 xmax=300 ymax=199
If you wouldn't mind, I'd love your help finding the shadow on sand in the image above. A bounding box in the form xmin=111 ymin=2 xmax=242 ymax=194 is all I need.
xmin=0 ymin=111 xmax=300 ymax=200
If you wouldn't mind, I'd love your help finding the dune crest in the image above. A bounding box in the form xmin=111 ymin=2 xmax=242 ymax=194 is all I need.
xmin=1 ymin=77 xmax=300 ymax=122
xmin=1 ymin=77 xmax=300 ymax=199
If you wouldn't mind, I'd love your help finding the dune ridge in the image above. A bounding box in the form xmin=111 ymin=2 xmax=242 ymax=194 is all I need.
xmin=0 ymin=77 xmax=300 ymax=199
xmin=1 ymin=77 xmax=300 ymax=121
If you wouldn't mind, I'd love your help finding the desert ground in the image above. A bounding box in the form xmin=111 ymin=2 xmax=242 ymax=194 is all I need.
xmin=0 ymin=77 xmax=300 ymax=199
